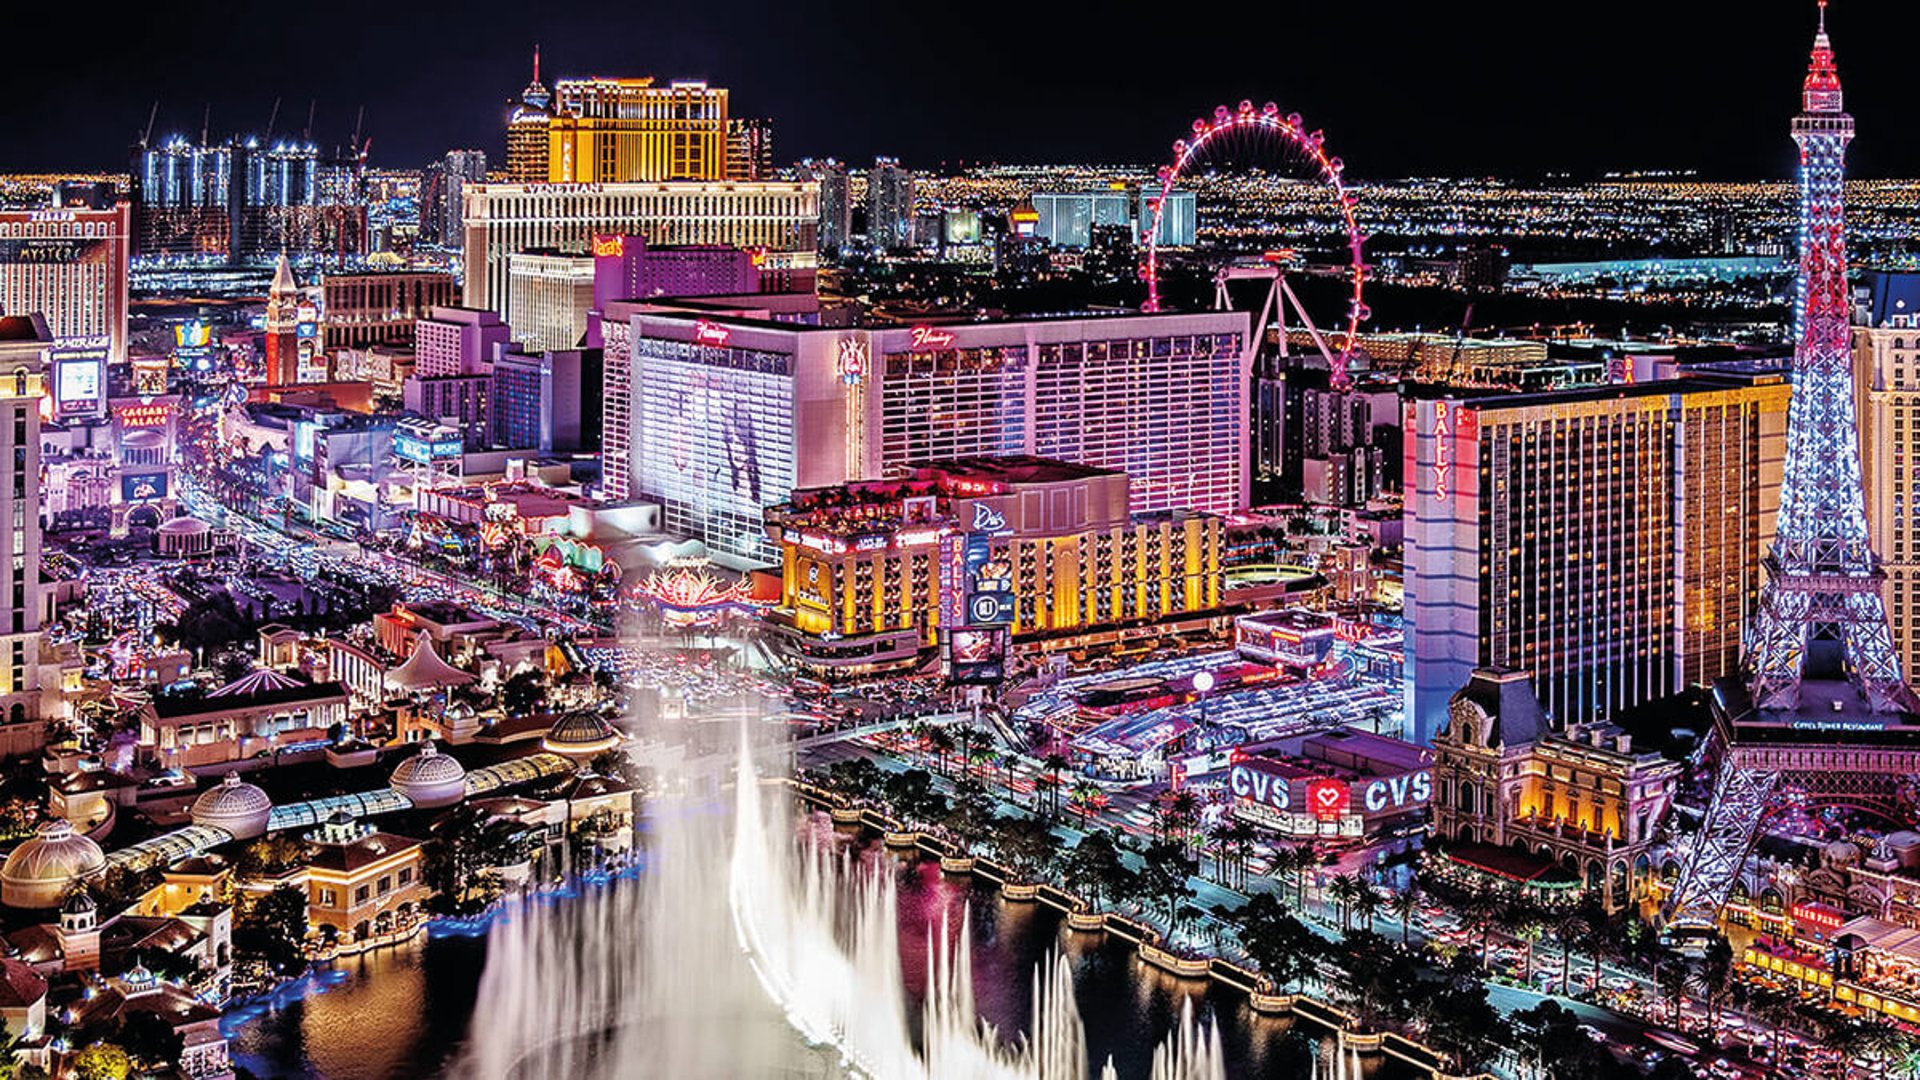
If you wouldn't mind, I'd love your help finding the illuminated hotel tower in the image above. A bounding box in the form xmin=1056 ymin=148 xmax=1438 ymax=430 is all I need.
xmin=1742 ymin=1 xmax=1915 ymax=715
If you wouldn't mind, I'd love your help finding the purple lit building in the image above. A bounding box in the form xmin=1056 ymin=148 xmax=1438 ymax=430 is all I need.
xmin=414 ymin=306 xmax=510 ymax=378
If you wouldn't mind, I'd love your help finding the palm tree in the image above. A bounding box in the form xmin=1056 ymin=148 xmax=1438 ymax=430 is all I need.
xmin=1328 ymin=874 xmax=1362 ymax=933
xmin=1553 ymin=912 xmax=1589 ymax=995
xmin=1068 ymin=779 xmax=1100 ymax=819
xmin=1041 ymin=752 xmax=1069 ymax=818
xmin=1216 ymin=820 xmax=1257 ymax=891
xmin=926 ymin=727 xmax=956 ymax=777
xmin=1352 ymin=880 xmax=1381 ymax=935
xmin=1515 ymin=919 xmax=1546 ymax=984
xmin=1386 ymin=884 xmax=1421 ymax=948
xmin=1167 ymin=789 xmax=1200 ymax=850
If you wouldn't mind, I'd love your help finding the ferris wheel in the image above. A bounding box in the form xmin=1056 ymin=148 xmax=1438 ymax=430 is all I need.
xmin=1140 ymin=100 xmax=1370 ymax=388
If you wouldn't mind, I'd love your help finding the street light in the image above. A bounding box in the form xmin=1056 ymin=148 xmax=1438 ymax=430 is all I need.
xmin=1192 ymin=670 xmax=1215 ymax=729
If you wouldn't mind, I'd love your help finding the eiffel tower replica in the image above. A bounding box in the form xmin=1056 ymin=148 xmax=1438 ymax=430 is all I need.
xmin=1661 ymin=0 xmax=1920 ymax=950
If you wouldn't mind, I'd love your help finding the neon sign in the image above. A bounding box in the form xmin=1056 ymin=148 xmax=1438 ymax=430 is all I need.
xmin=693 ymin=320 xmax=731 ymax=347
xmin=116 ymin=403 xmax=171 ymax=428
xmin=1308 ymin=778 xmax=1350 ymax=821
xmin=1792 ymin=902 xmax=1843 ymax=931
xmin=592 ymin=234 xmax=626 ymax=257
xmin=909 ymin=325 xmax=956 ymax=350
xmin=971 ymin=504 xmax=1006 ymax=533
xmin=1228 ymin=764 xmax=1290 ymax=811
xmin=1361 ymin=770 xmax=1432 ymax=813
xmin=1432 ymin=402 xmax=1450 ymax=501
xmin=837 ymin=337 xmax=868 ymax=386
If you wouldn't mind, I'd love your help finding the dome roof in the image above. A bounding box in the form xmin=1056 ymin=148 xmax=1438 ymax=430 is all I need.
xmin=1 ymin=821 xmax=107 ymax=910
xmin=191 ymin=773 xmax=273 ymax=840
xmin=542 ymin=712 xmax=620 ymax=758
xmin=157 ymin=516 xmax=210 ymax=536
xmin=1824 ymin=840 xmax=1862 ymax=866
xmin=389 ymin=742 xmax=468 ymax=808
xmin=62 ymin=888 xmax=95 ymax=915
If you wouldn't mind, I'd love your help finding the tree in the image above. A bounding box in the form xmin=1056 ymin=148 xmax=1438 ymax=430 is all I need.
xmin=1041 ymin=753 xmax=1069 ymax=818
xmin=1214 ymin=819 xmax=1257 ymax=891
xmin=236 ymin=885 xmax=310 ymax=973
xmin=1693 ymin=937 xmax=1735 ymax=1032
xmin=1062 ymin=830 xmax=1133 ymax=912
xmin=117 ymin=1012 xmax=184 ymax=1071
xmin=1385 ymin=884 xmax=1421 ymax=949
xmin=882 ymin=768 xmax=947 ymax=832
xmin=1511 ymin=1000 xmax=1612 ymax=1080
xmin=501 ymin=670 xmax=547 ymax=716
xmin=70 ymin=1043 xmax=132 ymax=1080
xmin=1137 ymin=840 xmax=1198 ymax=938
xmin=1352 ymin=880 xmax=1382 ymax=936
xmin=925 ymin=727 xmax=956 ymax=778
xmin=1515 ymin=917 xmax=1547 ymax=983
xmin=235 ymin=834 xmax=310 ymax=880
xmin=991 ymin=814 xmax=1057 ymax=883
xmin=1417 ymin=979 xmax=1504 ymax=1072
xmin=1236 ymin=892 xmax=1318 ymax=993
xmin=1554 ymin=912 xmax=1590 ymax=993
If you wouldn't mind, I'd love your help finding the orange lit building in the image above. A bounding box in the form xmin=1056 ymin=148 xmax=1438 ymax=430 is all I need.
xmin=547 ymin=78 xmax=729 ymax=182
xmin=303 ymin=813 xmax=426 ymax=950
xmin=764 ymin=457 xmax=1222 ymax=678
xmin=1430 ymin=668 xmax=1680 ymax=912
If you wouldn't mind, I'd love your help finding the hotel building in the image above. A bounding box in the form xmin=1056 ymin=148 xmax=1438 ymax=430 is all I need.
xmin=1855 ymin=271 xmax=1920 ymax=694
xmin=601 ymin=305 xmax=1249 ymax=563
xmin=1403 ymin=374 xmax=1788 ymax=743
xmin=0 ymin=205 xmax=130 ymax=366
xmin=506 ymin=253 xmax=596 ymax=353
xmin=548 ymin=78 xmax=730 ymax=183
xmin=763 ymin=458 xmax=1222 ymax=676
xmin=0 ymin=318 xmax=50 ymax=754
xmin=459 ymin=182 xmax=817 ymax=317
xmin=320 ymin=271 xmax=457 ymax=352
xmin=1430 ymin=668 xmax=1680 ymax=912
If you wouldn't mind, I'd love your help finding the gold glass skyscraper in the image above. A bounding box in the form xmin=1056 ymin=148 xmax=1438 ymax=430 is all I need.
xmin=547 ymin=78 xmax=730 ymax=183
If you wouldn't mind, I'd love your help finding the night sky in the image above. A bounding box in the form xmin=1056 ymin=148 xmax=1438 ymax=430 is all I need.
xmin=8 ymin=0 xmax=1917 ymax=179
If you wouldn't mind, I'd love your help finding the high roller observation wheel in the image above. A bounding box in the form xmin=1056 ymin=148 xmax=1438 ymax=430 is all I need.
xmin=1140 ymin=100 xmax=1370 ymax=381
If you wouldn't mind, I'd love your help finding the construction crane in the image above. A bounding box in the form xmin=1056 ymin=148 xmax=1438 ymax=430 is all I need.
xmin=1442 ymin=301 xmax=1476 ymax=385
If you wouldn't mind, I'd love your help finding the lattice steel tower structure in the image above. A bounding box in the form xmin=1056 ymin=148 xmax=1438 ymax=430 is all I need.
xmin=1662 ymin=1 xmax=1920 ymax=948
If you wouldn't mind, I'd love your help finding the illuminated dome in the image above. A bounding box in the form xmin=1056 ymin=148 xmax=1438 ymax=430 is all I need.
xmin=156 ymin=516 xmax=209 ymax=537
xmin=190 ymin=773 xmax=273 ymax=840
xmin=1 ymin=821 xmax=107 ymax=910
xmin=542 ymin=712 xmax=621 ymax=759
xmin=389 ymin=742 xmax=468 ymax=808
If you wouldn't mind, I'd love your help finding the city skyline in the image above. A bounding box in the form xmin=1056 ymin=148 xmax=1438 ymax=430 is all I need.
xmin=6 ymin=2 xmax=1920 ymax=178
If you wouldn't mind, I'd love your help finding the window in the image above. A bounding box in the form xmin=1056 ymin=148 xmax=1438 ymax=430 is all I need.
xmin=377 ymin=875 xmax=392 ymax=895
xmin=318 ymin=888 xmax=338 ymax=907
xmin=354 ymin=885 xmax=370 ymax=905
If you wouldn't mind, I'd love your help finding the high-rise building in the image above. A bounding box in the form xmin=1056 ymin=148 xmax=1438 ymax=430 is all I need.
xmin=0 ymin=205 xmax=130 ymax=369
xmin=403 ymin=375 xmax=491 ymax=448
xmin=601 ymin=305 xmax=1248 ymax=562
xmin=320 ymin=271 xmax=457 ymax=352
xmin=1854 ymin=270 xmax=1920 ymax=694
xmin=1031 ymin=191 xmax=1132 ymax=248
xmin=459 ymin=181 xmax=817 ymax=316
xmin=726 ymin=118 xmax=774 ymax=182
xmin=806 ymin=160 xmax=852 ymax=257
xmin=0 ymin=316 xmax=50 ymax=750
xmin=491 ymin=347 xmax=600 ymax=453
xmin=1137 ymin=189 xmax=1197 ymax=247
xmin=263 ymin=255 xmax=302 ymax=386
xmin=506 ymin=252 xmax=596 ymax=353
xmin=547 ymin=78 xmax=729 ymax=182
xmin=506 ymin=49 xmax=553 ymax=184
xmin=419 ymin=150 xmax=487 ymax=249
xmin=1403 ymin=375 xmax=1788 ymax=743
xmin=414 ymin=306 xmax=510 ymax=378
xmin=865 ymin=158 xmax=914 ymax=251
xmin=129 ymin=135 xmax=366 ymax=263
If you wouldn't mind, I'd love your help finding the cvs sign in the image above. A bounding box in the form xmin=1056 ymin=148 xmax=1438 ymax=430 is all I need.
xmin=1361 ymin=770 xmax=1433 ymax=813
xmin=1227 ymin=763 xmax=1290 ymax=812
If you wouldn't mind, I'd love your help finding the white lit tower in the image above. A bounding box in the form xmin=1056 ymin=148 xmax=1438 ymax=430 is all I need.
xmin=1662 ymin=2 xmax=1920 ymax=948
xmin=1745 ymin=1 xmax=1914 ymax=715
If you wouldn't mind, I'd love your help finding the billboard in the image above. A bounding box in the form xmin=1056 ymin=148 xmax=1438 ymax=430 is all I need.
xmin=51 ymin=338 xmax=106 ymax=417
xmin=122 ymin=472 xmax=168 ymax=502
xmin=394 ymin=430 xmax=464 ymax=464
xmin=947 ymin=628 xmax=1007 ymax=685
